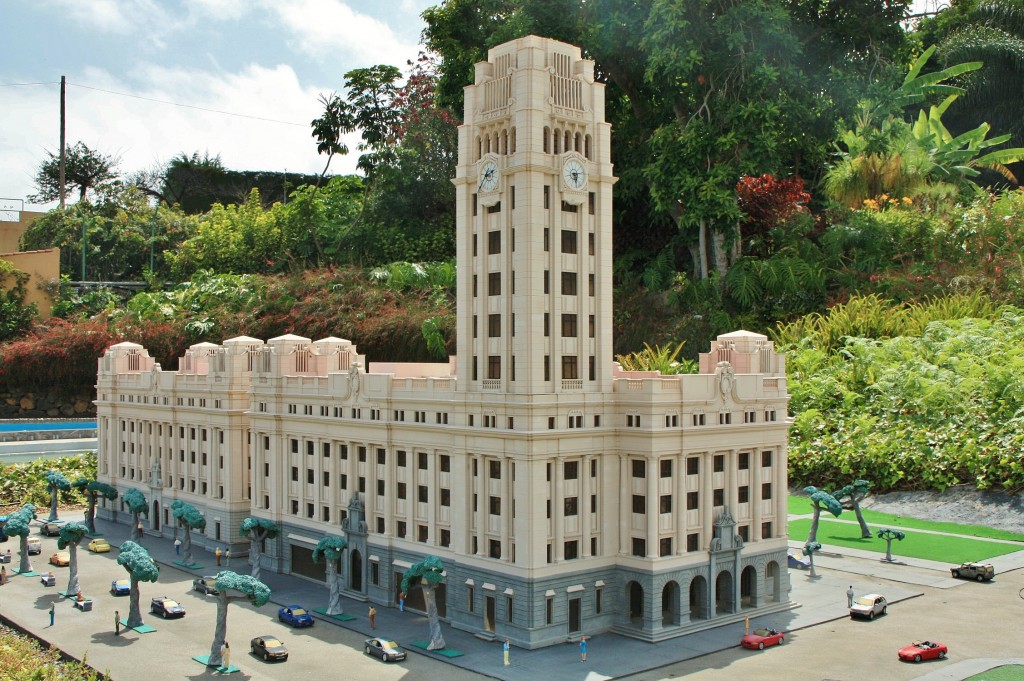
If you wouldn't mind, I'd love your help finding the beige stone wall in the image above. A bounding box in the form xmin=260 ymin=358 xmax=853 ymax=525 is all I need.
xmin=1 ymin=248 xmax=60 ymax=317
xmin=0 ymin=210 xmax=44 ymax=253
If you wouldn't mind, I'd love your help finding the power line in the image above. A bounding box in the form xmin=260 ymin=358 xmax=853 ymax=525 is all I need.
xmin=67 ymin=82 xmax=307 ymax=127
xmin=0 ymin=81 xmax=61 ymax=87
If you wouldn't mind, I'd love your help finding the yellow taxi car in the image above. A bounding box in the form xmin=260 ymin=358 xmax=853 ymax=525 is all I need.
xmin=49 ymin=551 xmax=71 ymax=567
xmin=87 ymin=538 xmax=111 ymax=553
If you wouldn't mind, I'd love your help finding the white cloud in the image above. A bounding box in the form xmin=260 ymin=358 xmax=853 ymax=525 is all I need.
xmin=183 ymin=0 xmax=251 ymax=21
xmin=1 ymin=63 xmax=362 ymax=209
xmin=39 ymin=0 xmax=175 ymax=35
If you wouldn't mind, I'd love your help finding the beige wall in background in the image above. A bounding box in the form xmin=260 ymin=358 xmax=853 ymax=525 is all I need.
xmin=1 ymin=248 xmax=60 ymax=317
xmin=0 ymin=210 xmax=45 ymax=253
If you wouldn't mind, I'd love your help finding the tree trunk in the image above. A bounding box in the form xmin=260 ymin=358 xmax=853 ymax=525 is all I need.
xmin=48 ymin=486 xmax=59 ymax=522
xmin=424 ymin=581 xmax=445 ymax=650
xmin=711 ymin=228 xmax=729 ymax=277
xmin=208 ymin=594 xmax=230 ymax=666
xmin=698 ymin=219 xmax=709 ymax=280
xmin=249 ymin=536 xmax=262 ymax=581
xmin=66 ymin=544 xmax=80 ymax=595
xmin=327 ymin=560 xmax=343 ymax=615
xmin=853 ymin=503 xmax=871 ymax=538
xmin=884 ymin=540 xmax=894 ymax=562
xmin=18 ymin=536 xmax=31 ymax=574
xmin=182 ymin=524 xmax=194 ymax=565
xmin=127 ymin=577 xmax=143 ymax=627
xmin=807 ymin=505 xmax=821 ymax=544
xmin=132 ymin=512 xmax=143 ymax=542
xmin=85 ymin=496 xmax=97 ymax=534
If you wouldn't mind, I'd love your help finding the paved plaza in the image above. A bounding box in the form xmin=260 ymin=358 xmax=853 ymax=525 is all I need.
xmin=0 ymin=511 xmax=1021 ymax=681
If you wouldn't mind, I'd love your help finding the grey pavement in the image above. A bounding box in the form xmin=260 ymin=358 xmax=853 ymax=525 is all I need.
xmin=3 ymin=511 xmax=1022 ymax=681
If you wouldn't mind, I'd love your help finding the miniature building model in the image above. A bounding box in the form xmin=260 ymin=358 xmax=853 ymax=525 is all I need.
xmin=96 ymin=35 xmax=792 ymax=648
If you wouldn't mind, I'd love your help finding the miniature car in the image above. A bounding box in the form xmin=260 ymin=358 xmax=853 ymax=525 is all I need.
xmin=741 ymin=628 xmax=785 ymax=650
xmin=192 ymin=576 xmax=219 ymax=595
xmin=277 ymin=605 xmax=314 ymax=627
xmin=787 ymin=552 xmax=810 ymax=569
xmin=850 ymin=593 xmax=887 ymax=620
xmin=27 ymin=537 xmax=42 ymax=554
xmin=40 ymin=522 xmax=62 ymax=537
xmin=110 ymin=579 xmax=130 ymax=596
xmin=150 ymin=596 xmax=186 ymax=618
xmin=950 ymin=562 xmax=995 ymax=582
xmin=250 ymin=635 xmax=288 ymax=661
xmin=898 ymin=640 xmax=947 ymax=662
xmin=87 ymin=538 xmax=111 ymax=553
xmin=364 ymin=638 xmax=407 ymax=662
xmin=48 ymin=551 xmax=70 ymax=566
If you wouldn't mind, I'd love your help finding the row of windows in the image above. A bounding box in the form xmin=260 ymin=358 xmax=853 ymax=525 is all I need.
xmin=630 ymin=523 xmax=774 ymax=558
xmin=471 ymin=312 xmax=598 ymax=340
xmin=630 ymin=484 xmax=773 ymax=515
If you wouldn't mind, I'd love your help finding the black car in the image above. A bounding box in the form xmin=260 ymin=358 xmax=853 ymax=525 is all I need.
xmin=250 ymin=635 xmax=288 ymax=661
xmin=192 ymin=576 xmax=219 ymax=595
xmin=40 ymin=522 xmax=62 ymax=537
xmin=150 ymin=597 xmax=186 ymax=618
xmin=364 ymin=638 xmax=407 ymax=662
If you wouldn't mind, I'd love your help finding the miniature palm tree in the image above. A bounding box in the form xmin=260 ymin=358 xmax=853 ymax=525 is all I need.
xmin=44 ymin=470 xmax=71 ymax=522
xmin=57 ymin=521 xmax=90 ymax=596
xmin=835 ymin=480 xmax=872 ymax=538
xmin=205 ymin=571 xmax=271 ymax=668
xmin=401 ymin=555 xmax=446 ymax=650
xmin=72 ymin=478 xmax=118 ymax=534
xmin=5 ymin=504 xmax=36 ymax=574
xmin=239 ymin=517 xmax=280 ymax=582
xmin=877 ymin=528 xmax=906 ymax=562
xmin=312 ymin=535 xmax=348 ymax=615
xmin=804 ymin=541 xmax=823 ymax=578
xmin=116 ymin=540 xmax=159 ymax=628
xmin=803 ymin=486 xmax=843 ymax=544
xmin=123 ymin=488 xmax=148 ymax=541
xmin=171 ymin=500 xmax=206 ymax=566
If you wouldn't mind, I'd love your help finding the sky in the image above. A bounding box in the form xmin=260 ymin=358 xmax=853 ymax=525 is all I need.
xmin=1 ymin=0 xmax=435 ymax=211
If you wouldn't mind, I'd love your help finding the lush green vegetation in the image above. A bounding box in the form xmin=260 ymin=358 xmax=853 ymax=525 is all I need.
xmin=964 ymin=666 xmax=1024 ymax=681
xmin=0 ymin=454 xmax=97 ymax=510
xmin=788 ymin=495 xmax=1024 ymax=541
xmin=0 ymin=625 xmax=107 ymax=680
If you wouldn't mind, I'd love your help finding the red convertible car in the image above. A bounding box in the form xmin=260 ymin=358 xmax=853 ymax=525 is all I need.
xmin=741 ymin=628 xmax=785 ymax=650
xmin=898 ymin=640 xmax=947 ymax=662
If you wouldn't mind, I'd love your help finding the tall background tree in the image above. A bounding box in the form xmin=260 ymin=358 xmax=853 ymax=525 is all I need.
xmin=401 ymin=555 xmax=446 ymax=650
xmin=239 ymin=517 xmax=279 ymax=582
xmin=803 ymin=486 xmax=843 ymax=544
xmin=312 ymin=535 xmax=348 ymax=615
xmin=116 ymin=540 xmax=159 ymax=628
xmin=171 ymin=500 xmax=206 ymax=566
xmin=57 ymin=522 xmax=90 ymax=596
xmin=205 ymin=571 xmax=271 ymax=668
xmin=31 ymin=141 xmax=120 ymax=203
xmin=123 ymin=488 xmax=148 ymax=541
xmin=72 ymin=478 xmax=117 ymax=534
xmin=4 ymin=504 xmax=36 ymax=575
xmin=44 ymin=470 xmax=71 ymax=521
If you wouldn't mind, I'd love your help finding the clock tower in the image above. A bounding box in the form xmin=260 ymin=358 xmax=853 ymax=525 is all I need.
xmin=455 ymin=36 xmax=614 ymax=396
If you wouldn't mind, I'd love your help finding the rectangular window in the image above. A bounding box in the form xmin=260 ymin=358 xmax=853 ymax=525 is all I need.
xmin=632 ymin=494 xmax=646 ymax=514
xmin=589 ymin=274 xmax=594 ymax=296
xmin=762 ymin=522 xmax=773 ymax=539
xmin=544 ymin=227 xmax=550 ymax=251
xmin=322 ymin=471 xmax=330 ymax=487
xmin=377 ymin=479 xmax=385 ymax=496
xmin=564 ymin=496 xmax=578 ymax=516
xmin=473 ymin=274 xmax=478 ymax=297
xmin=473 ymin=233 xmax=477 ymax=257
xmin=589 ymin=355 xmax=595 ymax=380
xmin=507 ymin=596 xmax=514 ymax=622
xmin=660 ymin=495 xmax=672 ymax=513
xmin=561 ymin=271 xmax=577 ymax=295
xmin=561 ymin=229 xmax=577 ymax=254
xmin=660 ymin=537 xmax=672 ymax=557
xmin=397 ymin=450 xmax=407 ymax=467
xmin=562 ymin=355 xmax=578 ymax=380
xmin=418 ymin=525 xmax=428 ymax=543
xmin=441 ymin=488 xmax=451 ymax=506
xmin=632 ymin=459 xmax=646 ymax=478
xmin=713 ymin=488 xmax=725 ymax=506
xmin=588 ymin=230 xmax=595 ymax=252
xmin=544 ymin=355 xmax=550 ymax=381
xmin=589 ymin=315 xmax=595 ymax=338
xmin=543 ymin=270 xmax=549 ymax=293
xmin=564 ymin=461 xmax=579 ymax=480
xmin=488 ymin=355 xmax=501 ymax=379
xmin=596 ymin=588 xmax=603 ymax=614
xmin=488 ymin=230 xmax=501 ymax=254
xmin=762 ymin=450 xmax=773 ymax=467
xmin=418 ymin=485 xmax=429 ymax=503
xmin=687 ymin=457 xmax=699 ymax=475
xmin=488 ymin=313 xmax=501 ymax=337
xmin=291 ymin=467 xmax=298 ymax=482
xmin=687 ymin=533 xmax=700 ymax=552
xmin=489 ymin=496 xmax=501 ymax=515
xmin=762 ymin=482 xmax=773 ymax=499
xmin=488 ymin=272 xmax=501 ymax=296
xmin=358 ymin=447 xmax=367 ymax=462
xmin=686 ymin=491 xmax=698 ymax=510
xmin=418 ymin=452 xmax=428 ymax=470
xmin=564 ymin=540 xmax=579 ymax=560
xmin=631 ymin=538 xmax=646 ymax=557
xmin=545 ymin=597 xmax=553 ymax=624
xmin=660 ymin=459 xmax=672 ymax=478
xmin=739 ymin=486 xmax=749 ymax=503
xmin=561 ymin=200 xmax=578 ymax=213
xmin=544 ymin=185 xmax=551 ymax=210
xmin=397 ymin=482 xmax=407 ymax=500
xmin=440 ymin=529 xmax=451 ymax=547
xmin=489 ymin=460 xmax=501 ymax=479
xmin=377 ymin=448 xmax=386 ymax=465
xmin=440 ymin=455 xmax=450 ymax=472
xmin=561 ymin=313 xmax=577 ymax=337
xmin=489 ymin=539 xmax=502 ymax=558
xmin=738 ymin=525 xmax=749 ymax=542
xmin=713 ymin=455 xmax=725 ymax=472
xmin=544 ymin=312 xmax=550 ymax=337
xmin=738 ymin=452 xmax=750 ymax=470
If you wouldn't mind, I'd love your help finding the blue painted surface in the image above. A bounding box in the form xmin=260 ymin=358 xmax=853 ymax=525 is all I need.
xmin=0 ymin=422 xmax=96 ymax=432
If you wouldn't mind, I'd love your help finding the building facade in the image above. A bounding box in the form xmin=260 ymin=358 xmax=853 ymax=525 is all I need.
xmin=96 ymin=35 xmax=793 ymax=648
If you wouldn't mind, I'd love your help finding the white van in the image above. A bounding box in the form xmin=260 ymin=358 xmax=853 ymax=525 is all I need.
xmin=27 ymin=537 xmax=42 ymax=555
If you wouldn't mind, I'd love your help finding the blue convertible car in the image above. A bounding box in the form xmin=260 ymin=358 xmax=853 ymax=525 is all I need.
xmin=278 ymin=605 xmax=314 ymax=627
xmin=110 ymin=579 xmax=131 ymax=596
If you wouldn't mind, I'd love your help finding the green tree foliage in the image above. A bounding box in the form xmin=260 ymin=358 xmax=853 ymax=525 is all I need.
xmin=116 ymin=540 xmax=159 ymax=627
xmin=277 ymin=176 xmax=364 ymax=267
xmin=44 ymin=469 xmax=71 ymax=521
xmin=312 ymin=535 xmax=348 ymax=615
xmin=208 ymin=571 xmax=271 ymax=667
xmin=803 ymin=486 xmax=843 ymax=544
xmin=401 ymin=555 xmax=446 ymax=650
xmin=0 ymin=455 xmax=96 ymax=509
xmin=122 ymin=488 xmax=148 ymax=541
xmin=57 ymin=521 xmax=90 ymax=595
xmin=71 ymin=477 xmax=116 ymax=534
xmin=5 ymin=504 xmax=36 ymax=574
xmin=0 ymin=260 xmax=38 ymax=342
xmin=0 ymin=624 xmax=106 ymax=680
xmin=239 ymin=517 xmax=280 ymax=582
xmin=615 ymin=342 xmax=697 ymax=374
xmin=834 ymin=480 xmax=873 ymax=537
xmin=31 ymin=141 xmax=120 ymax=204
xmin=877 ymin=527 xmax=906 ymax=561
xmin=171 ymin=500 xmax=206 ymax=566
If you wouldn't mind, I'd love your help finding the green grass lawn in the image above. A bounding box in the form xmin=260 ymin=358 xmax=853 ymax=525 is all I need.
xmin=964 ymin=665 xmax=1024 ymax=681
xmin=788 ymin=495 xmax=1024 ymax=542
xmin=788 ymin=518 xmax=1022 ymax=562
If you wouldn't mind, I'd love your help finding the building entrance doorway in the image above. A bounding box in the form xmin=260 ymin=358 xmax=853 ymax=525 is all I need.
xmin=569 ymin=597 xmax=582 ymax=633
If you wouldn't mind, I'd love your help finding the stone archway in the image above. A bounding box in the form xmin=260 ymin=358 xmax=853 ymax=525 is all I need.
xmin=740 ymin=565 xmax=757 ymax=608
xmin=765 ymin=561 xmax=780 ymax=602
xmin=152 ymin=501 xmax=160 ymax=531
xmin=627 ymin=581 xmax=644 ymax=625
xmin=661 ymin=581 xmax=680 ymax=626
xmin=688 ymin=575 xmax=709 ymax=620
xmin=715 ymin=570 xmax=734 ymax=615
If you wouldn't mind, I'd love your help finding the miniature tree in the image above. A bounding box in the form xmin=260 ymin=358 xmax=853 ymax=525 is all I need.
xmin=239 ymin=517 xmax=280 ymax=582
xmin=44 ymin=470 xmax=72 ymax=522
xmin=877 ymin=528 xmax=906 ymax=562
xmin=312 ymin=535 xmax=348 ymax=615
xmin=5 ymin=504 xmax=36 ymax=574
xmin=123 ymin=488 xmax=148 ymax=541
xmin=803 ymin=485 xmax=843 ymax=544
xmin=72 ymin=478 xmax=118 ymax=534
xmin=401 ymin=555 xmax=446 ymax=650
xmin=171 ymin=500 xmax=206 ymax=566
xmin=206 ymin=571 xmax=271 ymax=668
xmin=116 ymin=540 xmax=160 ymax=628
xmin=835 ymin=480 xmax=872 ymax=538
xmin=804 ymin=541 xmax=823 ymax=578
xmin=57 ymin=521 xmax=90 ymax=596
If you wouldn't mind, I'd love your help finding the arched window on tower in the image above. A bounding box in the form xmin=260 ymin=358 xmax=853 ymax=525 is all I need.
xmin=554 ymin=129 xmax=561 ymax=154
xmin=510 ymin=127 xmax=516 ymax=153
xmin=543 ymin=127 xmax=550 ymax=154
xmin=575 ymin=132 xmax=582 ymax=153
xmin=476 ymin=136 xmax=482 ymax=162
xmin=584 ymin=134 xmax=592 ymax=160
xmin=564 ymin=131 xmax=572 ymax=153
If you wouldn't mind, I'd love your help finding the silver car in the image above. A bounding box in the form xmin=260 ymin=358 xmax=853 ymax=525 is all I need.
xmin=850 ymin=593 xmax=887 ymax=620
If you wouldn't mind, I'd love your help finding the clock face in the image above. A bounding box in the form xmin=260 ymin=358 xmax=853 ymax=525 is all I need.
xmin=563 ymin=159 xmax=587 ymax=190
xmin=479 ymin=161 xmax=499 ymax=192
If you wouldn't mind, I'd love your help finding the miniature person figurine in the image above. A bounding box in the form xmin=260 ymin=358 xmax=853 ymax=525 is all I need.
xmin=5 ymin=548 xmax=11 ymax=562
xmin=580 ymin=636 xmax=587 ymax=662
xmin=1 ymin=565 xmax=6 ymax=585
xmin=221 ymin=641 xmax=231 ymax=670
xmin=174 ymin=537 xmax=181 ymax=555
xmin=76 ymin=591 xmax=84 ymax=601
xmin=846 ymin=585 xmax=855 ymax=608
xmin=225 ymin=549 xmax=231 ymax=567
xmin=398 ymin=592 xmax=405 ymax=612
xmin=114 ymin=610 xmax=121 ymax=636
xmin=215 ymin=547 xmax=222 ymax=566
xmin=49 ymin=602 xmax=56 ymax=626
xmin=368 ymin=605 xmax=377 ymax=629
xmin=503 ymin=638 xmax=510 ymax=666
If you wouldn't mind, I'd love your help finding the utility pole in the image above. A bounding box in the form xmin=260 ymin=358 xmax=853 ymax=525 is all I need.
xmin=59 ymin=76 xmax=66 ymax=209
